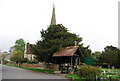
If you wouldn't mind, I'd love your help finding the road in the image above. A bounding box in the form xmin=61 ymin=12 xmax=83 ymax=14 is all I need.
xmin=2 ymin=65 xmax=68 ymax=79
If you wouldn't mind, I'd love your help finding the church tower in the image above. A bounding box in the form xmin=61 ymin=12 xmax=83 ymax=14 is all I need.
xmin=50 ymin=4 xmax=56 ymax=25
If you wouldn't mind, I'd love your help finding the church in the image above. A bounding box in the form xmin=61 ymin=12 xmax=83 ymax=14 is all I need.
xmin=24 ymin=5 xmax=83 ymax=69
xmin=24 ymin=4 xmax=57 ymax=60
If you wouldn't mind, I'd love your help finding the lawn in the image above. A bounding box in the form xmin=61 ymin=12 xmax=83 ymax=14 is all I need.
xmin=99 ymin=68 xmax=120 ymax=79
xmin=4 ymin=64 xmax=54 ymax=74
xmin=65 ymin=68 xmax=120 ymax=81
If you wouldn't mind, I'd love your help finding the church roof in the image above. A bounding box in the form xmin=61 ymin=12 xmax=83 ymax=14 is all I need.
xmin=26 ymin=43 xmax=36 ymax=54
xmin=53 ymin=46 xmax=79 ymax=57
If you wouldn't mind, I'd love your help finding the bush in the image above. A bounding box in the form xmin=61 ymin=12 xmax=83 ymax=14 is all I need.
xmin=27 ymin=59 xmax=38 ymax=64
xmin=3 ymin=60 xmax=9 ymax=64
xmin=19 ymin=58 xmax=28 ymax=63
xmin=77 ymin=65 xmax=102 ymax=79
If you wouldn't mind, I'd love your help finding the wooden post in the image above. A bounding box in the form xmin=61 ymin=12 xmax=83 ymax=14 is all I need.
xmin=71 ymin=56 xmax=72 ymax=66
xmin=78 ymin=57 xmax=80 ymax=65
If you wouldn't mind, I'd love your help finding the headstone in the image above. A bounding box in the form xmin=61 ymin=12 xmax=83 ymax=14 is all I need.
xmin=108 ymin=65 xmax=111 ymax=72
xmin=117 ymin=70 xmax=120 ymax=76
xmin=108 ymin=69 xmax=111 ymax=72
xmin=103 ymin=70 xmax=106 ymax=74
xmin=112 ymin=66 xmax=115 ymax=69
xmin=100 ymin=77 xmax=104 ymax=81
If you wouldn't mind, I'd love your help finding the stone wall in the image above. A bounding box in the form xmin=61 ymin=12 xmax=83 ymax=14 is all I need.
xmin=41 ymin=64 xmax=60 ymax=70
xmin=8 ymin=63 xmax=60 ymax=70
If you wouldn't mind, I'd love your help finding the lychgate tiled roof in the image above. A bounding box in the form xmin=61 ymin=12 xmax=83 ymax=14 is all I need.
xmin=53 ymin=46 xmax=79 ymax=57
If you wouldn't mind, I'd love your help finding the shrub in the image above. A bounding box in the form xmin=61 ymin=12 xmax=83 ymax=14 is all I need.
xmin=27 ymin=59 xmax=38 ymax=64
xmin=19 ymin=58 xmax=28 ymax=63
xmin=77 ymin=65 xmax=102 ymax=79
xmin=3 ymin=60 xmax=9 ymax=64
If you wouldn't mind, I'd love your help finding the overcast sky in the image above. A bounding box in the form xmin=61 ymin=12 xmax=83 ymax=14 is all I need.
xmin=0 ymin=0 xmax=119 ymax=52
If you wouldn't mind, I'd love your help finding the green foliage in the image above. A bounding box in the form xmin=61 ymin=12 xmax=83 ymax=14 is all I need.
xmin=77 ymin=65 xmax=102 ymax=79
xmin=1 ymin=53 xmax=8 ymax=62
xmin=0 ymin=55 xmax=2 ymax=62
xmin=65 ymin=74 xmax=84 ymax=79
xmin=10 ymin=38 xmax=26 ymax=63
xmin=19 ymin=58 xmax=28 ymax=63
xmin=32 ymin=24 xmax=82 ymax=62
xmin=65 ymin=74 xmax=87 ymax=81
xmin=27 ymin=59 xmax=39 ymax=64
xmin=79 ymin=44 xmax=92 ymax=63
xmin=0 ymin=53 xmax=9 ymax=64
xmin=10 ymin=51 xmax=23 ymax=63
xmin=12 ymin=38 xmax=25 ymax=57
xmin=100 ymin=45 xmax=120 ymax=68
xmin=65 ymin=68 xmax=120 ymax=80
xmin=79 ymin=44 xmax=91 ymax=57
xmin=3 ymin=60 xmax=9 ymax=64
xmin=84 ymin=57 xmax=94 ymax=66
xmin=98 ymin=68 xmax=120 ymax=79
xmin=91 ymin=51 xmax=102 ymax=63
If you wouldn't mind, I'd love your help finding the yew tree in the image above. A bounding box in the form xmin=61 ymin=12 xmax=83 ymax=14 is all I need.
xmin=32 ymin=24 xmax=82 ymax=62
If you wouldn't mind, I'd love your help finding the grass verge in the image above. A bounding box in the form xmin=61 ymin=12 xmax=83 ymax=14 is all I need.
xmin=4 ymin=64 xmax=54 ymax=74
xmin=65 ymin=74 xmax=86 ymax=81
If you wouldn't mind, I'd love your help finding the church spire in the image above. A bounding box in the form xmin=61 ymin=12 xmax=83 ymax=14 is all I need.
xmin=50 ymin=3 xmax=56 ymax=25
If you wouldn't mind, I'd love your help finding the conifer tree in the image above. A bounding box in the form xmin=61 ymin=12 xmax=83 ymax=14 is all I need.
xmin=32 ymin=24 xmax=83 ymax=62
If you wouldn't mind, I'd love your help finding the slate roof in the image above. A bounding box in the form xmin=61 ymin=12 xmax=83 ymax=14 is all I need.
xmin=53 ymin=46 xmax=79 ymax=57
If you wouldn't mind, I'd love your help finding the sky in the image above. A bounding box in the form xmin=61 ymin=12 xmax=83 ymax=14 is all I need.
xmin=0 ymin=0 xmax=119 ymax=52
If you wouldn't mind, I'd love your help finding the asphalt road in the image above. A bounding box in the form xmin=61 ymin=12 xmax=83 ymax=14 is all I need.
xmin=2 ymin=65 xmax=67 ymax=79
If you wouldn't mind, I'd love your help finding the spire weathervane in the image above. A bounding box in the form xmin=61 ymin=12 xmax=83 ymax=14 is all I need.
xmin=53 ymin=2 xmax=55 ymax=8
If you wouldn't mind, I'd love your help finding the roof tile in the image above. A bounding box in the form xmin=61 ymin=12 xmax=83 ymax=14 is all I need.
xmin=53 ymin=46 xmax=78 ymax=57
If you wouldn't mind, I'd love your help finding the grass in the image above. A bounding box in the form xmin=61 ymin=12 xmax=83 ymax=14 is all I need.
xmin=4 ymin=64 xmax=54 ymax=74
xmin=65 ymin=68 xmax=120 ymax=81
xmin=97 ymin=68 xmax=120 ymax=79
xmin=65 ymin=74 xmax=82 ymax=79
xmin=65 ymin=74 xmax=86 ymax=81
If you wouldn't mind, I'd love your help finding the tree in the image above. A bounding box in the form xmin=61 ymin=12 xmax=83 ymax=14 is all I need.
xmin=118 ymin=49 xmax=120 ymax=68
xmin=12 ymin=38 xmax=25 ymax=57
xmin=10 ymin=51 xmax=27 ymax=63
xmin=100 ymin=45 xmax=120 ymax=68
xmin=79 ymin=44 xmax=93 ymax=65
xmin=1 ymin=51 xmax=9 ymax=64
xmin=32 ymin=24 xmax=82 ymax=62
xmin=91 ymin=51 xmax=102 ymax=64
xmin=79 ymin=44 xmax=91 ymax=57
xmin=0 ymin=51 xmax=2 ymax=64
